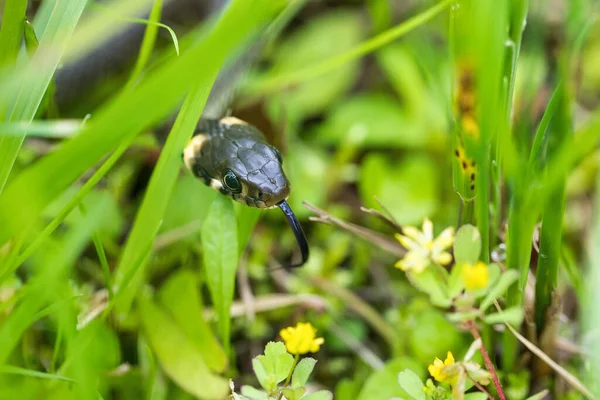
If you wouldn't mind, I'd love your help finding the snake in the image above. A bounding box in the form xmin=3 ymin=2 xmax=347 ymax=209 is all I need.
xmin=54 ymin=0 xmax=309 ymax=267
xmin=182 ymin=117 xmax=309 ymax=268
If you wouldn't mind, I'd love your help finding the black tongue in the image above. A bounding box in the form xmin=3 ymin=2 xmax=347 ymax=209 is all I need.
xmin=277 ymin=200 xmax=309 ymax=268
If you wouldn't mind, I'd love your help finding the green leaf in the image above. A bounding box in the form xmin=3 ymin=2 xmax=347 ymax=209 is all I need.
xmin=447 ymin=310 xmax=481 ymax=323
xmin=359 ymin=154 xmax=439 ymax=225
xmin=482 ymin=306 xmax=524 ymax=326
xmin=283 ymin=387 xmax=306 ymax=400
xmin=160 ymin=174 xmax=217 ymax=234
xmin=397 ymin=369 xmax=425 ymax=400
xmin=453 ymin=225 xmax=481 ymax=264
xmin=235 ymin=203 xmax=262 ymax=253
xmin=0 ymin=0 xmax=281 ymax=251
xmin=292 ymin=357 xmax=317 ymax=388
xmin=157 ymin=270 xmax=227 ymax=372
xmin=251 ymin=358 xmax=271 ymax=392
xmin=357 ymin=357 xmax=424 ymax=400
xmin=241 ymin=385 xmax=269 ymax=400
xmin=201 ymin=196 xmax=239 ymax=355
xmin=316 ymin=93 xmax=440 ymax=149
xmin=408 ymin=310 xmax=465 ymax=366
xmin=258 ymin=341 xmax=294 ymax=384
xmin=0 ymin=0 xmax=88 ymax=193
xmin=260 ymin=9 xmax=363 ymax=119
xmin=406 ymin=268 xmax=451 ymax=308
xmin=479 ymin=270 xmax=519 ymax=311
xmin=464 ymin=393 xmax=488 ymax=400
xmin=448 ymin=263 xmax=466 ymax=298
xmin=138 ymin=295 xmax=229 ymax=400
xmin=301 ymin=390 xmax=333 ymax=400
xmin=0 ymin=0 xmax=27 ymax=68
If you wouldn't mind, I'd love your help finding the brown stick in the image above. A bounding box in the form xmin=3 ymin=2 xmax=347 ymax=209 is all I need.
xmin=466 ymin=320 xmax=506 ymax=400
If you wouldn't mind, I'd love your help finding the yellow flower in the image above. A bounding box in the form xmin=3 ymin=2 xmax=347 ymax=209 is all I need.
xmin=279 ymin=322 xmax=324 ymax=355
xmin=461 ymin=261 xmax=489 ymax=290
xmin=394 ymin=218 xmax=454 ymax=273
xmin=428 ymin=352 xmax=459 ymax=385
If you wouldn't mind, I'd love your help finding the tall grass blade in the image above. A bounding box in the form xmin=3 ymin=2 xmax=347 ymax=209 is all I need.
xmin=0 ymin=0 xmax=88 ymax=193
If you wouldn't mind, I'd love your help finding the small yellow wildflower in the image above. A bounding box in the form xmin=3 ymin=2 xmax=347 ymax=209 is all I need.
xmin=394 ymin=218 xmax=454 ymax=273
xmin=461 ymin=261 xmax=489 ymax=290
xmin=279 ymin=322 xmax=324 ymax=355
xmin=428 ymin=352 xmax=459 ymax=385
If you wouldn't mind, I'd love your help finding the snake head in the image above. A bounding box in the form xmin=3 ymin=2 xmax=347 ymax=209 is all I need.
xmin=219 ymin=142 xmax=290 ymax=208
xmin=184 ymin=118 xmax=291 ymax=209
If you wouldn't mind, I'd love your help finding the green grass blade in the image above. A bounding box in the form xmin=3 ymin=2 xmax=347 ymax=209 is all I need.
xmin=0 ymin=140 xmax=130 ymax=281
xmin=0 ymin=0 xmax=88 ymax=193
xmin=0 ymin=120 xmax=82 ymax=137
xmin=245 ymin=0 xmax=454 ymax=96
xmin=201 ymin=196 xmax=238 ymax=356
xmin=0 ymin=365 xmax=75 ymax=383
xmin=0 ymin=1 xmax=280 ymax=249
xmin=111 ymin=0 xmax=283 ymax=315
xmin=125 ymin=0 xmax=173 ymax=90
xmin=0 ymin=0 xmax=27 ymax=68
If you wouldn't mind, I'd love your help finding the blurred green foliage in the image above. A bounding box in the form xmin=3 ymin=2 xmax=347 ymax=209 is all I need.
xmin=0 ymin=0 xmax=600 ymax=399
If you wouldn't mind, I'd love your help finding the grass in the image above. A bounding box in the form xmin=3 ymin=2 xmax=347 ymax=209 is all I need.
xmin=1 ymin=0 xmax=600 ymax=398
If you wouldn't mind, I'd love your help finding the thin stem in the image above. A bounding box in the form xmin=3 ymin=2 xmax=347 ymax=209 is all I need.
xmin=248 ymin=0 xmax=455 ymax=94
xmin=467 ymin=320 xmax=505 ymax=400
xmin=464 ymin=369 xmax=494 ymax=400
xmin=276 ymin=354 xmax=299 ymax=400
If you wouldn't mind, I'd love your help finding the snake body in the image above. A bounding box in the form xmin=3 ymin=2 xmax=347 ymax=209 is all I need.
xmin=183 ymin=117 xmax=309 ymax=267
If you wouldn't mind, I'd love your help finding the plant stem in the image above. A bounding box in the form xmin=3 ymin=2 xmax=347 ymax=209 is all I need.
xmin=276 ymin=354 xmax=299 ymax=400
xmin=465 ymin=370 xmax=494 ymax=400
xmin=467 ymin=320 xmax=506 ymax=400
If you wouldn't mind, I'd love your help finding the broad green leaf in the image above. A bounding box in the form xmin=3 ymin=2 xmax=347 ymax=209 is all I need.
xmin=261 ymin=9 xmax=362 ymax=119
xmin=257 ymin=341 xmax=294 ymax=384
xmin=357 ymin=358 xmax=424 ymax=400
xmin=252 ymin=358 xmax=272 ymax=392
xmin=316 ymin=93 xmax=441 ymax=149
xmin=448 ymin=263 xmax=465 ymax=298
xmin=157 ymin=270 xmax=227 ymax=372
xmin=241 ymin=385 xmax=269 ymax=400
xmin=397 ymin=369 xmax=425 ymax=400
xmin=235 ymin=202 xmax=262 ymax=253
xmin=464 ymin=393 xmax=488 ymax=400
xmin=285 ymin=142 xmax=329 ymax=219
xmin=334 ymin=379 xmax=362 ymax=400
xmin=159 ymin=169 xmax=217 ymax=234
xmin=138 ymin=295 xmax=229 ymax=400
xmin=479 ymin=270 xmax=519 ymax=311
xmin=301 ymin=390 xmax=333 ymax=400
xmin=359 ymin=154 xmax=439 ymax=225
xmin=406 ymin=268 xmax=451 ymax=308
xmin=201 ymin=196 xmax=238 ymax=355
xmin=292 ymin=357 xmax=317 ymax=388
xmin=482 ymin=306 xmax=524 ymax=326
xmin=408 ymin=310 xmax=465 ymax=366
xmin=453 ymin=225 xmax=481 ymax=264
xmin=282 ymin=387 xmax=306 ymax=400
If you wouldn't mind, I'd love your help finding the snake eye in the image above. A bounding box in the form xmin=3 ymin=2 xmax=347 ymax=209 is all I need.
xmin=223 ymin=169 xmax=242 ymax=193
